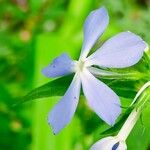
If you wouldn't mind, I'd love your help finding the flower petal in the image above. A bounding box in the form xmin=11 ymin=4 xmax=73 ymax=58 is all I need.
xmin=90 ymin=136 xmax=127 ymax=150
xmin=80 ymin=6 xmax=109 ymax=60
xmin=48 ymin=74 xmax=81 ymax=134
xmin=87 ymin=31 xmax=148 ymax=68
xmin=81 ymin=69 xmax=121 ymax=125
xmin=42 ymin=53 xmax=75 ymax=78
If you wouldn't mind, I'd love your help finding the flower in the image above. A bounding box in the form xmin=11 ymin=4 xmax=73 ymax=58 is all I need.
xmin=90 ymin=108 xmax=139 ymax=150
xmin=42 ymin=6 xmax=147 ymax=134
xmin=90 ymin=81 xmax=150 ymax=150
xmin=90 ymin=136 xmax=127 ymax=150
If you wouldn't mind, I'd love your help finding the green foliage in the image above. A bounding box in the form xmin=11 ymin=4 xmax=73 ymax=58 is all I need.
xmin=18 ymin=75 xmax=73 ymax=105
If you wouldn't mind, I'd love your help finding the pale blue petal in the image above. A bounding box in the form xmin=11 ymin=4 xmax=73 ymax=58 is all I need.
xmin=80 ymin=6 xmax=109 ymax=60
xmin=48 ymin=74 xmax=81 ymax=134
xmin=81 ymin=69 xmax=121 ymax=125
xmin=87 ymin=31 xmax=148 ymax=68
xmin=42 ymin=53 xmax=75 ymax=78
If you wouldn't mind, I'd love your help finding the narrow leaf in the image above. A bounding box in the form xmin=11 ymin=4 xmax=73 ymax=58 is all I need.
xmin=101 ymin=107 xmax=133 ymax=135
xmin=15 ymin=75 xmax=73 ymax=105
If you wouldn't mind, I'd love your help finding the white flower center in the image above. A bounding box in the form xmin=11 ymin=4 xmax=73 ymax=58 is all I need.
xmin=74 ymin=60 xmax=85 ymax=73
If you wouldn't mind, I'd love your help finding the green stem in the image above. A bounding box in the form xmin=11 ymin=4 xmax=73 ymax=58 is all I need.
xmin=117 ymin=81 xmax=150 ymax=141
xmin=117 ymin=108 xmax=141 ymax=141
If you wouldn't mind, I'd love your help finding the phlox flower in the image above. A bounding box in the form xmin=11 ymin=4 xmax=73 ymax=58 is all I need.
xmin=42 ymin=6 xmax=147 ymax=134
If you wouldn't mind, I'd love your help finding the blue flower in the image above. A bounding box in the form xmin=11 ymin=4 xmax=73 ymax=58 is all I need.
xmin=42 ymin=6 xmax=148 ymax=134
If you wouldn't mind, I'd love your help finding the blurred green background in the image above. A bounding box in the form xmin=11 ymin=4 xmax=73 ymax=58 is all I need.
xmin=0 ymin=0 xmax=150 ymax=150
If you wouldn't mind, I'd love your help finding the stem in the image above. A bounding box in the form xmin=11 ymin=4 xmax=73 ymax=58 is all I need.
xmin=144 ymin=44 xmax=149 ymax=55
xmin=131 ymin=81 xmax=150 ymax=105
xmin=117 ymin=108 xmax=141 ymax=141
xmin=117 ymin=81 xmax=150 ymax=141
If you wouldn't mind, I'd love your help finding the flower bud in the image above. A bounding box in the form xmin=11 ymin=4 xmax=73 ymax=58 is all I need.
xmin=90 ymin=136 xmax=127 ymax=150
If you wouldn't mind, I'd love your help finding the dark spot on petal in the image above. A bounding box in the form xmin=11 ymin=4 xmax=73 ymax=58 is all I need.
xmin=74 ymin=96 xmax=77 ymax=99
xmin=53 ymin=132 xmax=56 ymax=135
xmin=112 ymin=142 xmax=119 ymax=150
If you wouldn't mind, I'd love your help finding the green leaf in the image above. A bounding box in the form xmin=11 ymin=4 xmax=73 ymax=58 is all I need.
xmin=15 ymin=75 xmax=73 ymax=105
xmin=101 ymin=84 xmax=150 ymax=136
xmin=17 ymin=75 xmax=144 ymax=106
xmin=101 ymin=107 xmax=133 ymax=135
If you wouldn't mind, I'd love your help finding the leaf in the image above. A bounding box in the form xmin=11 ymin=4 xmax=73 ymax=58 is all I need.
xmin=101 ymin=85 xmax=150 ymax=136
xmin=101 ymin=107 xmax=133 ymax=135
xmin=14 ymin=75 xmax=74 ymax=105
xmin=16 ymin=74 xmax=143 ymax=106
xmin=102 ymin=79 xmax=138 ymax=99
